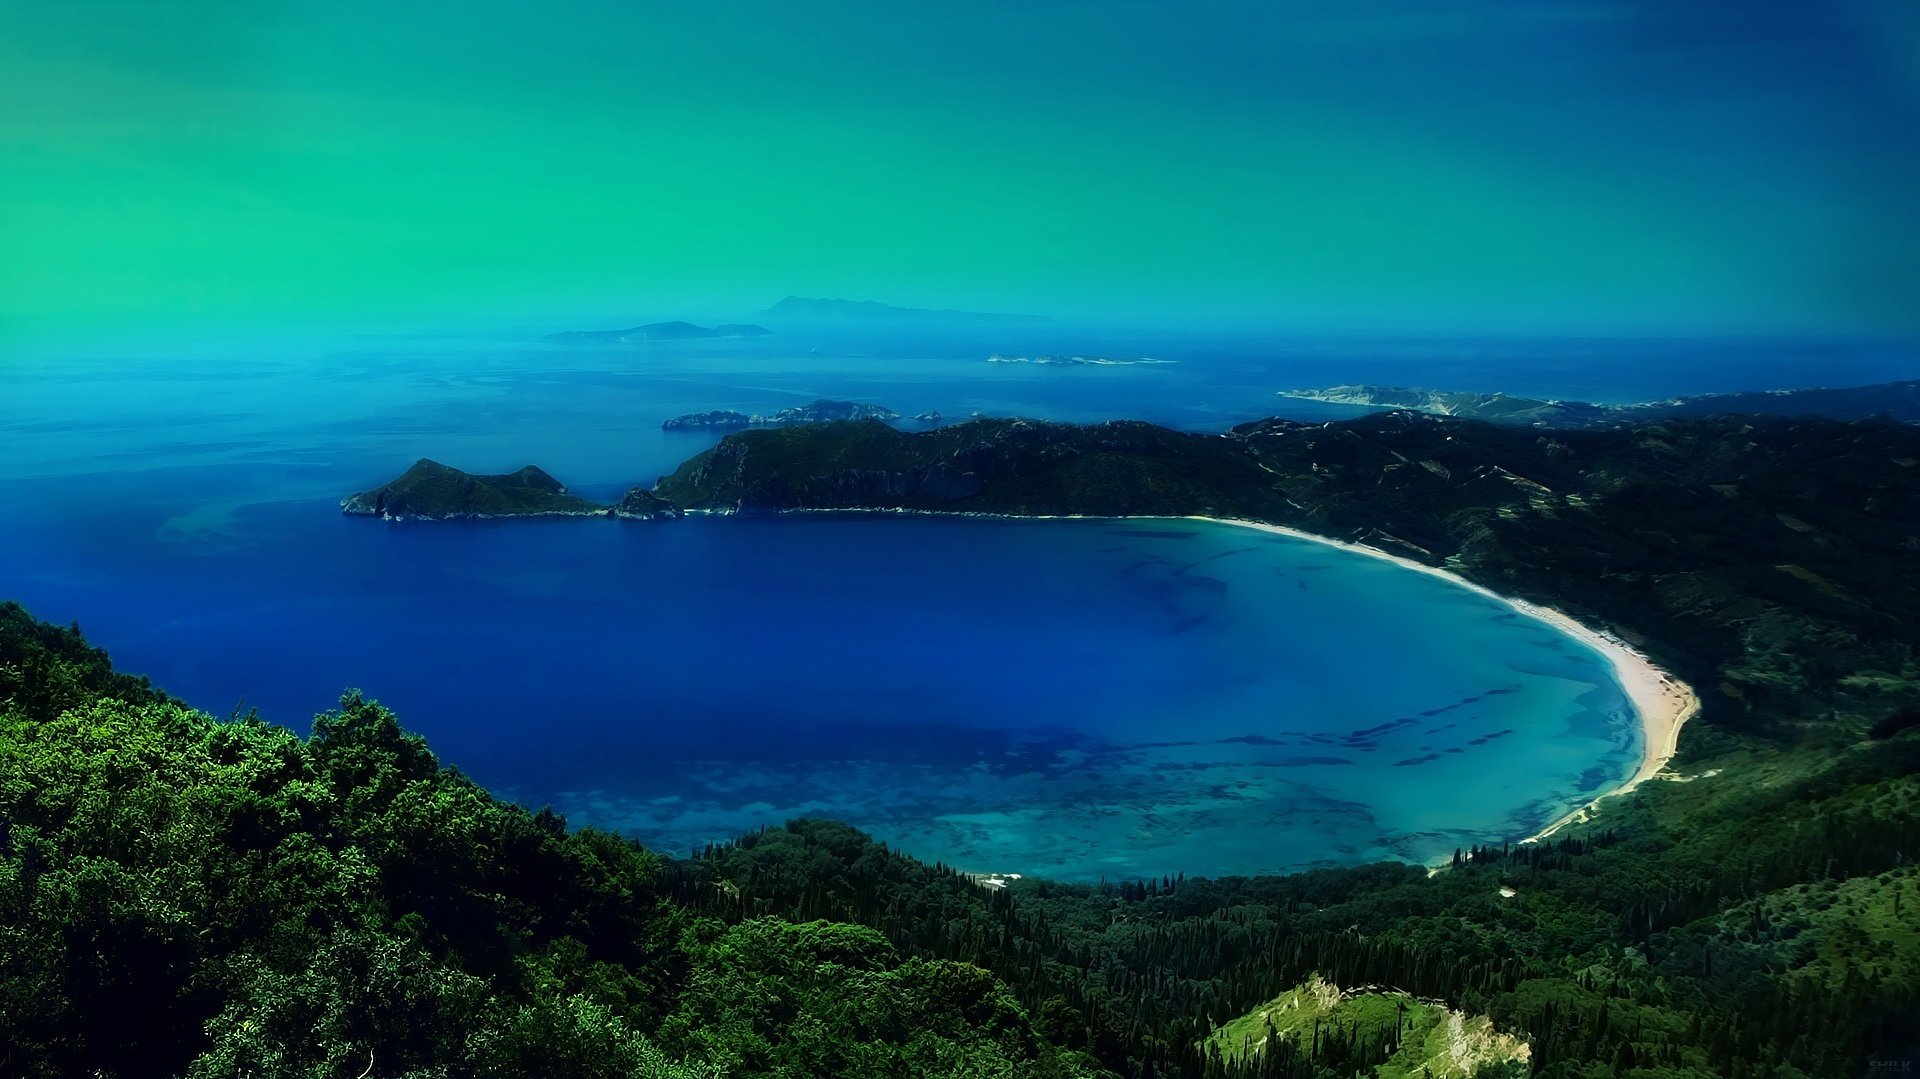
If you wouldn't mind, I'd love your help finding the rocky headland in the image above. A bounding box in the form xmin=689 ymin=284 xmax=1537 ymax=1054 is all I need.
xmin=612 ymin=487 xmax=682 ymax=520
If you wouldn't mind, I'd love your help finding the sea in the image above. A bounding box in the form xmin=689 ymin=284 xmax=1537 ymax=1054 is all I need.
xmin=3 ymin=327 xmax=1913 ymax=879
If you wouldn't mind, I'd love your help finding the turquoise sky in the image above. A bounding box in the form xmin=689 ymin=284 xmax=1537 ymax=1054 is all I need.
xmin=4 ymin=0 xmax=1918 ymax=337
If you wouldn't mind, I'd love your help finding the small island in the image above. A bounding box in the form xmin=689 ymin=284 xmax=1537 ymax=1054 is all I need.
xmin=543 ymin=320 xmax=771 ymax=343
xmin=662 ymin=398 xmax=905 ymax=432
xmin=340 ymin=459 xmax=607 ymax=520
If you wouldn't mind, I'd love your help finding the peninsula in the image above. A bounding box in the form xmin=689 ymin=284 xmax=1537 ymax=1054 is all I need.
xmin=1278 ymin=378 xmax=1920 ymax=427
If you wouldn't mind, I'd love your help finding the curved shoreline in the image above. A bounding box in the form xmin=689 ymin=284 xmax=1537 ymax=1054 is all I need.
xmin=1181 ymin=516 xmax=1702 ymax=848
xmin=768 ymin=505 xmax=1701 ymax=851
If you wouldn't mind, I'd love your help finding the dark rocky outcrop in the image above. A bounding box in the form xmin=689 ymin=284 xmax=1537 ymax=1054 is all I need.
xmin=612 ymin=487 xmax=682 ymax=521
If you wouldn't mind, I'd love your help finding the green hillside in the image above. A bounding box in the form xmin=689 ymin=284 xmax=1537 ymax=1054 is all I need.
xmin=1204 ymin=976 xmax=1528 ymax=1078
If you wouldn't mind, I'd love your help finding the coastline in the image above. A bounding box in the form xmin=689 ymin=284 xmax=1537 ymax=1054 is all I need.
xmin=1181 ymin=516 xmax=1702 ymax=848
xmin=767 ymin=505 xmax=1701 ymax=849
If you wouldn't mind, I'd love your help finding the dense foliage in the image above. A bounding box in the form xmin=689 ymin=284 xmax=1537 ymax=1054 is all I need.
xmin=655 ymin=417 xmax=1285 ymax=519
xmin=8 ymin=411 xmax=1920 ymax=1076
xmin=0 ymin=604 xmax=1091 ymax=1078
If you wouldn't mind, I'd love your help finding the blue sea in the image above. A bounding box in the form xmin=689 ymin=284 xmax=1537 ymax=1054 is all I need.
xmin=4 ymin=328 xmax=1914 ymax=878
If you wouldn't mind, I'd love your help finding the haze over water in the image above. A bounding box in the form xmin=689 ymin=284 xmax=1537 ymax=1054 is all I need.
xmin=10 ymin=331 xmax=1906 ymax=878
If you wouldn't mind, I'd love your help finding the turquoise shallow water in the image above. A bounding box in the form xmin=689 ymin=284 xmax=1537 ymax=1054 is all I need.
xmin=0 ymin=331 xmax=1663 ymax=879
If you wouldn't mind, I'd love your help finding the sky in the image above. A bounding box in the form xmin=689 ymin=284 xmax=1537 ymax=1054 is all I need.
xmin=3 ymin=0 xmax=1919 ymax=339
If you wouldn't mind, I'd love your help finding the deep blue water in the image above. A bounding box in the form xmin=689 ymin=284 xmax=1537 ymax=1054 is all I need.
xmin=3 ymin=329 xmax=1913 ymax=878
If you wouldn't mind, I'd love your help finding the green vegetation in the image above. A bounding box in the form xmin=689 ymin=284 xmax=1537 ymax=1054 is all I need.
xmin=0 ymin=604 xmax=1090 ymax=1078
xmin=340 ymin=459 xmax=606 ymax=520
xmin=1204 ymin=976 xmax=1527 ymax=1078
xmin=655 ymin=417 xmax=1284 ymax=518
xmin=10 ymin=409 xmax=1920 ymax=1076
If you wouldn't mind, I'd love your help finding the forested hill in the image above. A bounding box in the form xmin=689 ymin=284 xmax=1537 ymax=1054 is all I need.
xmin=0 ymin=604 xmax=1092 ymax=1079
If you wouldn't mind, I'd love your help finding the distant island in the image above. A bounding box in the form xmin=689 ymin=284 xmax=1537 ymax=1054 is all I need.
xmin=1278 ymin=378 xmax=1920 ymax=427
xmin=662 ymin=398 xmax=907 ymax=432
xmin=543 ymin=320 xmax=771 ymax=343
xmin=754 ymin=295 xmax=1049 ymax=327
xmin=987 ymin=353 xmax=1175 ymax=367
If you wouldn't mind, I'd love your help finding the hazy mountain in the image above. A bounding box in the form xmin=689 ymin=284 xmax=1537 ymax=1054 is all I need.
xmin=754 ymin=296 xmax=1049 ymax=327
xmin=543 ymin=320 xmax=771 ymax=343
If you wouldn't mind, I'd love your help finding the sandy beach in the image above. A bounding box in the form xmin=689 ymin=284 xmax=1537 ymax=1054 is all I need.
xmin=1182 ymin=516 xmax=1702 ymax=845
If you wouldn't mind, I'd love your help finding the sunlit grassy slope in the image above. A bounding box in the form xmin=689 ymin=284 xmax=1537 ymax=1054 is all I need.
xmin=1205 ymin=975 xmax=1528 ymax=1077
